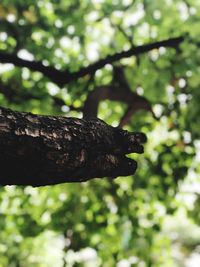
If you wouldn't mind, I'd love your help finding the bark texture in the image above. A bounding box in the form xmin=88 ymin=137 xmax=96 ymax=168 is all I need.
xmin=0 ymin=106 xmax=146 ymax=186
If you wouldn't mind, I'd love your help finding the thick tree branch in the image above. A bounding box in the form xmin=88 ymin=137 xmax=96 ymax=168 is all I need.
xmin=0 ymin=106 xmax=146 ymax=186
xmin=0 ymin=36 xmax=184 ymax=86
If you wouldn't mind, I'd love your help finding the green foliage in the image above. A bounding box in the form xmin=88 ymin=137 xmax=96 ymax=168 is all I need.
xmin=0 ymin=0 xmax=200 ymax=266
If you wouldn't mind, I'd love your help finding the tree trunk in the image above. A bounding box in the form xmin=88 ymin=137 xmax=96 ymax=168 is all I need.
xmin=0 ymin=106 xmax=146 ymax=186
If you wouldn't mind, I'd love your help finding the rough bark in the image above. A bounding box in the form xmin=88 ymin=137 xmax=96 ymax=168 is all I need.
xmin=0 ymin=106 xmax=146 ymax=186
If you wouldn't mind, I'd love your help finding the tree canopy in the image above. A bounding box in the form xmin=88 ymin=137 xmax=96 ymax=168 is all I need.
xmin=0 ymin=0 xmax=200 ymax=266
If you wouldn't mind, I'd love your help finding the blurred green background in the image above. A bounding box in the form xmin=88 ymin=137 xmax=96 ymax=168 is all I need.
xmin=0 ymin=0 xmax=200 ymax=266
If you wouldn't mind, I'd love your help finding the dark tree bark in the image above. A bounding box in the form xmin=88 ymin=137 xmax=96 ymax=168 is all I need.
xmin=0 ymin=106 xmax=146 ymax=186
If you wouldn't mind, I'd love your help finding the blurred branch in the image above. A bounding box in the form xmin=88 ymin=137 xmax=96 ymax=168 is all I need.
xmin=0 ymin=36 xmax=184 ymax=87
xmin=0 ymin=80 xmax=38 ymax=102
xmin=83 ymin=66 xmax=156 ymax=127
xmin=0 ymin=51 xmax=66 ymax=86
xmin=83 ymin=85 xmax=155 ymax=127
xmin=96 ymin=0 xmax=136 ymax=22
xmin=110 ymin=20 xmax=134 ymax=46
xmin=0 ymin=80 xmax=80 ymax=112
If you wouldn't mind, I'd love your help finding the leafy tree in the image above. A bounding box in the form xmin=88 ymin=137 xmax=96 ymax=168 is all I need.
xmin=0 ymin=0 xmax=200 ymax=266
